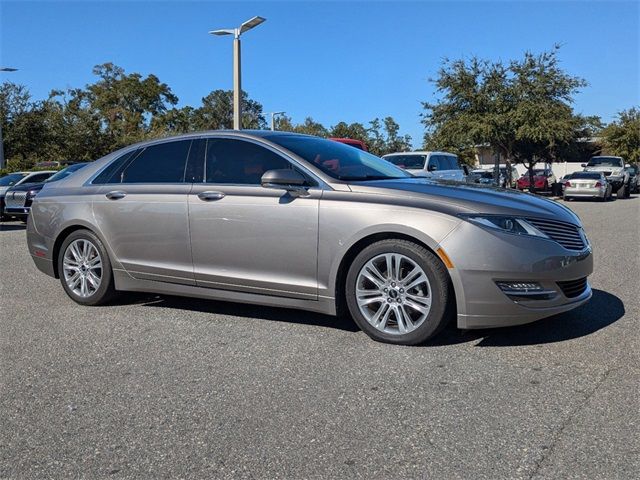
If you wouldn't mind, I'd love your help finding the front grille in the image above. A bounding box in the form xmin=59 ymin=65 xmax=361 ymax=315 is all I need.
xmin=4 ymin=191 xmax=27 ymax=208
xmin=526 ymin=217 xmax=586 ymax=251
xmin=557 ymin=277 xmax=588 ymax=298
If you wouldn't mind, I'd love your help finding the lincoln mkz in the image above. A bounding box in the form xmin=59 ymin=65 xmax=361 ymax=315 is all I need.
xmin=26 ymin=131 xmax=593 ymax=344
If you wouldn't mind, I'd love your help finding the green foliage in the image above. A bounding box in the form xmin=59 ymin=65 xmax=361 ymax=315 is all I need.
xmin=422 ymin=47 xmax=596 ymax=173
xmin=600 ymin=107 xmax=640 ymax=163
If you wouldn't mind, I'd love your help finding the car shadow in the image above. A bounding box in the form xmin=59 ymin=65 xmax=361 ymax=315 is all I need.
xmin=119 ymin=292 xmax=360 ymax=332
xmin=117 ymin=288 xmax=622 ymax=344
xmin=0 ymin=222 xmax=26 ymax=231
xmin=428 ymin=289 xmax=624 ymax=347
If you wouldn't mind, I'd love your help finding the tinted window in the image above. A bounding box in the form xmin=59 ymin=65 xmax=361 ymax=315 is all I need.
xmin=24 ymin=172 xmax=53 ymax=183
xmin=92 ymin=150 xmax=139 ymax=184
xmin=205 ymin=139 xmax=292 ymax=185
xmin=120 ymin=140 xmax=191 ymax=183
xmin=265 ymin=134 xmax=410 ymax=181
xmin=570 ymin=172 xmax=601 ymax=180
xmin=385 ymin=155 xmax=426 ymax=169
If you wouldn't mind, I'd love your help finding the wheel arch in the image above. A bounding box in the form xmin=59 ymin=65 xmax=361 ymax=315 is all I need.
xmin=52 ymin=224 xmax=107 ymax=278
xmin=333 ymin=231 xmax=456 ymax=318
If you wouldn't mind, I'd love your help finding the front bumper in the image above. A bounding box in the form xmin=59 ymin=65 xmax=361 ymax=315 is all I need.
xmin=4 ymin=206 xmax=30 ymax=217
xmin=440 ymin=220 xmax=593 ymax=329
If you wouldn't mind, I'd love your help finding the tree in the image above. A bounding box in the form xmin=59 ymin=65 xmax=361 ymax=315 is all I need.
xmin=192 ymin=89 xmax=266 ymax=131
xmin=368 ymin=117 xmax=412 ymax=156
xmin=86 ymin=63 xmax=178 ymax=148
xmin=422 ymin=47 xmax=589 ymax=189
xmin=600 ymin=107 xmax=640 ymax=163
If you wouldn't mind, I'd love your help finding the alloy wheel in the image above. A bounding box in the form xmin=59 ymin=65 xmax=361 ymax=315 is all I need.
xmin=63 ymin=239 xmax=102 ymax=298
xmin=355 ymin=253 xmax=432 ymax=335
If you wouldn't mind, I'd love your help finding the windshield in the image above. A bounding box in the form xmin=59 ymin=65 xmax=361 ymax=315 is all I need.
xmin=265 ymin=134 xmax=411 ymax=180
xmin=587 ymin=157 xmax=623 ymax=167
xmin=385 ymin=155 xmax=426 ymax=169
xmin=44 ymin=163 xmax=88 ymax=183
xmin=570 ymin=172 xmax=601 ymax=180
xmin=0 ymin=173 xmax=26 ymax=186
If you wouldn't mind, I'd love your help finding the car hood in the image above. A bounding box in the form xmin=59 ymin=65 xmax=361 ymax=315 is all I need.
xmin=347 ymin=178 xmax=581 ymax=225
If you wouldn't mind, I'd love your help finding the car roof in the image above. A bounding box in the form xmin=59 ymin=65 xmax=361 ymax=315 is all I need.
xmin=383 ymin=151 xmax=456 ymax=157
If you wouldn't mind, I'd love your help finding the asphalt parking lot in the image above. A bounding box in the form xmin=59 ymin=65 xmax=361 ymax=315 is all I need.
xmin=1 ymin=196 xmax=638 ymax=479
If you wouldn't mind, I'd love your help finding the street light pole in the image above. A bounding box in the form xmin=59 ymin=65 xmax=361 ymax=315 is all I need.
xmin=210 ymin=16 xmax=266 ymax=131
xmin=0 ymin=67 xmax=18 ymax=170
xmin=269 ymin=111 xmax=285 ymax=131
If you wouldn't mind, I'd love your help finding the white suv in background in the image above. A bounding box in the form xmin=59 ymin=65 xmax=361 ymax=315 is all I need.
xmin=382 ymin=151 xmax=465 ymax=181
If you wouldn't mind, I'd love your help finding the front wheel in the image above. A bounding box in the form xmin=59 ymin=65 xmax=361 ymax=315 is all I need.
xmin=345 ymin=240 xmax=453 ymax=345
xmin=617 ymin=184 xmax=626 ymax=199
xmin=57 ymin=229 xmax=117 ymax=306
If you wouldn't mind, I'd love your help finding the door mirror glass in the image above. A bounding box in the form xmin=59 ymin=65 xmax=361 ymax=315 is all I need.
xmin=427 ymin=163 xmax=437 ymax=172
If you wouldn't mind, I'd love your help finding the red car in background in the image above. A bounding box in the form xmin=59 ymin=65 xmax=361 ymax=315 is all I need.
xmin=516 ymin=168 xmax=557 ymax=192
xmin=328 ymin=137 xmax=368 ymax=151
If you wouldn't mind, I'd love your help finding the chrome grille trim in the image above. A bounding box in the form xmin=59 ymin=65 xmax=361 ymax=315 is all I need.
xmin=4 ymin=191 xmax=27 ymax=208
xmin=526 ymin=217 xmax=586 ymax=251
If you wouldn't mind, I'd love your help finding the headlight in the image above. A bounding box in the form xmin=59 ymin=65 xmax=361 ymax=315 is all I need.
xmin=26 ymin=190 xmax=39 ymax=199
xmin=459 ymin=215 xmax=549 ymax=238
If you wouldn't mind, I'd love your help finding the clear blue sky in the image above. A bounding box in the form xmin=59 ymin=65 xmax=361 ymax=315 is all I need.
xmin=1 ymin=1 xmax=638 ymax=146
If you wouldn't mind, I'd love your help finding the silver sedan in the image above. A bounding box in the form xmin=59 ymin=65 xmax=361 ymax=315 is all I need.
xmin=27 ymin=131 xmax=593 ymax=345
xmin=563 ymin=171 xmax=612 ymax=201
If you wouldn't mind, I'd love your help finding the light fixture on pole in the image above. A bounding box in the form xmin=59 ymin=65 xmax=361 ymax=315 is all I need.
xmin=0 ymin=67 xmax=18 ymax=170
xmin=269 ymin=111 xmax=286 ymax=131
xmin=210 ymin=16 xmax=266 ymax=130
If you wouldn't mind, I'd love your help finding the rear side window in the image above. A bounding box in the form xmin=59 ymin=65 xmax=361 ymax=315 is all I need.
xmin=92 ymin=150 xmax=140 ymax=184
xmin=121 ymin=141 xmax=191 ymax=183
xmin=205 ymin=139 xmax=292 ymax=185
xmin=93 ymin=140 xmax=192 ymax=184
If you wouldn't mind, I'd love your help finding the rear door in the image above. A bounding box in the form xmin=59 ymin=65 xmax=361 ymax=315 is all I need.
xmin=92 ymin=139 xmax=199 ymax=285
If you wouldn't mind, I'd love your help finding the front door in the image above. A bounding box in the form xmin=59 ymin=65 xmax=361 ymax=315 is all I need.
xmin=188 ymin=137 xmax=320 ymax=300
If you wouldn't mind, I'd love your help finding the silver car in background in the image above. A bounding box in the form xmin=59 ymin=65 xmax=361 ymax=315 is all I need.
xmin=563 ymin=171 xmax=612 ymax=201
xmin=382 ymin=151 xmax=465 ymax=182
xmin=27 ymin=131 xmax=593 ymax=345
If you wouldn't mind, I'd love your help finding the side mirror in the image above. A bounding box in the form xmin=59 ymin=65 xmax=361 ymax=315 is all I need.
xmin=625 ymin=163 xmax=631 ymax=168
xmin=581 ymin=163 xmax=586 ymax=168
xmin=427 ymin=164 xmax=437 ymax=172
xmin=261 ymin=169 xmax=309 ymax=194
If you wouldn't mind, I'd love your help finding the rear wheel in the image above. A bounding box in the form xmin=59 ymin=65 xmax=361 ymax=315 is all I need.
xmin=345 ymin=240 xmax=453 ymax=345
xmin=57 ymin=229 xmax=117 ymax=306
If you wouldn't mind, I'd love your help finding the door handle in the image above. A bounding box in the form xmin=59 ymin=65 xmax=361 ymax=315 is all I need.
xmin=106 ymin=190 xmax=127 ymax=200
xmin=197 ymin=191 xmax=225 ymax=201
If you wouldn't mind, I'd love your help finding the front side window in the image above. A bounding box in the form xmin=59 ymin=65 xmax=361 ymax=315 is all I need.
xmin=432 ymin=155 xmax=459 ymax=170
xmin=205 ymin=139 xmax=293 ymax=185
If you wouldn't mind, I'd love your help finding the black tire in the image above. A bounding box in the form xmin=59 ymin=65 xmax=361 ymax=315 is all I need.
xmin=57 ymin=229 xmax=117 ymax=306
xmin=345 ymin=239 xmax=453 ymax=345
xmin=617 ymin=184 xmax=626 ymax=199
